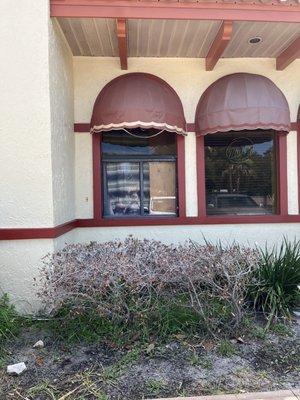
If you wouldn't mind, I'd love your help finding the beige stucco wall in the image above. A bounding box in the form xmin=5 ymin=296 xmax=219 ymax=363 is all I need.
xmin=74 ymin=57 xmax=300 ymax=217
xmin=0 ymin=239 xmax=54 ymax=313
xmin=0 ymin=0 xmax=54 ymax=228
xmin=64 ymin=223 xmax=300 ymax=248
xmin=49 ymin=20 xmax=75 ymax=225
xmin=75 ymin=133 xmax=93 ymax=218
xmin=0 ymin=2 xmax=75 ymax=312
xmin=0 ymin=3 xmax=75 ymax=228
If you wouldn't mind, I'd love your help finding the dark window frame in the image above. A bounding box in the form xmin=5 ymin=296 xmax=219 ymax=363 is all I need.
xmin=203 ymin=130 xmax=278 ymax=216
xmin=102 ymin=156 xmax=178 ymax=218
xmin=197 ymin=131 xmax=288 ymax=219
xmin=92 ymin=132 xmax=186 ymax=221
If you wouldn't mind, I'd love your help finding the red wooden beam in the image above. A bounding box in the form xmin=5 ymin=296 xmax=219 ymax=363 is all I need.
xmin=50 ymin=1 xmax=300 ymax=23
xmin=117 ymin=18 xmax=128 ymax=70
xmin=276 ymin=36 xmax=300 ymax=70
xmin=205 ymin=20 xmax=233 ymax=71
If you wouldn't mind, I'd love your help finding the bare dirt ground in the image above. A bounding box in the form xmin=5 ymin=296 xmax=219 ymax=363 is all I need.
xmin=0 ymin=323 xmax=299 ymax=400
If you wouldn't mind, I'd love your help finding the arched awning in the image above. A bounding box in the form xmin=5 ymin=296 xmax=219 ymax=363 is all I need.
xmin=195 ymin=73 xmax=290 ymax=136
xmin=91 ymin=73 xmax=186 ymax=135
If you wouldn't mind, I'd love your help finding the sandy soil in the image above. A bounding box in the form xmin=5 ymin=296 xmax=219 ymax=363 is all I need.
xmin=0 ymin=323 xmax=299 ymax=400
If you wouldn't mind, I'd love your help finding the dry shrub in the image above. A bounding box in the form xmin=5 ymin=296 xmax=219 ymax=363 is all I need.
xmin=38 ymin=237 xmax=260 ymax=338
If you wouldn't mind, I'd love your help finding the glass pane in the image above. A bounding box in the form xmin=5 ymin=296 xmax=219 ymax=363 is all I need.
xmin=205 ymin=131 xmax=277 ymax=215
xmin=104 ymin=162 xmax=140 ymax=216
xmin=143 ymin=162 xmax=177 ymax=216
xmin=102 ymin=129 xmax=176 ymax=156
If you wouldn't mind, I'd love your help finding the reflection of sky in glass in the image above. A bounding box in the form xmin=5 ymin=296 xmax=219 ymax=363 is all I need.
xmin=102 ymin=143 xmax=151 ymax=155
xmin=253 ymin=141 xmax=272 ymax=156
xmin=102 ymin=131 xmax=176 ymax=156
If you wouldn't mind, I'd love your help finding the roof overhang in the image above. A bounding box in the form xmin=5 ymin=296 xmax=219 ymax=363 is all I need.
xmin=50 ymin=0 xmax=300 ymax=23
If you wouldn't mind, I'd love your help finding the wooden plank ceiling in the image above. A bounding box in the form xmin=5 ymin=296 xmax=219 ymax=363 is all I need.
xmin=57 ymin=18 xmax=300 ymax=60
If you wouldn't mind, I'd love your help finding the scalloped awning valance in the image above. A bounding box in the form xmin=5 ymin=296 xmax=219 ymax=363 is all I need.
xmin=195 ymin=73 xmax=291 ymax=136
xmin=91 ymin=73 xmax=186 ymax=135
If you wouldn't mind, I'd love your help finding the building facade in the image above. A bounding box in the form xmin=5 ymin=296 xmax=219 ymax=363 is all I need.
xmin=0 ymin=0 xmax=299 ymax=312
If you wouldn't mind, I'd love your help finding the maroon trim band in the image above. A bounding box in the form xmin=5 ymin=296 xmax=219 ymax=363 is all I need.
xmin=74 ymin=123 xmax=90 ymax=132
xmin=77 ymin=215 xmax=300 ymax=227
xmin=0 ymin=220 xmax=77 ymax=241
xmin=2 ymin=215 xmax=300 ymax=241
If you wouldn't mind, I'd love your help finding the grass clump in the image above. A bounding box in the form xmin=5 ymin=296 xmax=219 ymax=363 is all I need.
xmin=270 ymin=322 xmax=293 ymax=337
xmin=216 ymin=340 xmax=236 ymax=357
xmin=146 ymin=379 xmax=167 ymax=396
xmin=102 ymin=347 xmax=141 ymax=382
xmin=249 ymin=238 xmax=300 ymax=328
xmin=0 ymin=294 xmax=22 ymax=349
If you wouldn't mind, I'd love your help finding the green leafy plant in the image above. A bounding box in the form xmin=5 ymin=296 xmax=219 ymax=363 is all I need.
xmin=216 ymin=339 xmax=236 ymax=357
xmin=249 ymin=238 xmax=300 ymax=328
xmin=146 ymin=379 xmax=167 ymax=396
xmin=270 ymin=322 xmax=293 ymax=337
xmin=0 ymin=294 xmax=21 ymax=348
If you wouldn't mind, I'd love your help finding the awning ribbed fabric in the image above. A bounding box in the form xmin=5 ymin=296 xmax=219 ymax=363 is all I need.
xmin=195 ymin=73 xmax=291 ymax=136
xmin=91 ymin=73 xmax=186 ymax=135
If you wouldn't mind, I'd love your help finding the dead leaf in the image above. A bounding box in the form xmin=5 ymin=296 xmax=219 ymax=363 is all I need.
xmin=201 ymin=340 xmax=215 ymax=351
xmin=146 ymin=343 xmax=155 ymax=353
xmin=174 ymin=334 xmax=186 ymax=340
xmin=35 ymin=355 xmax=44 ymax=366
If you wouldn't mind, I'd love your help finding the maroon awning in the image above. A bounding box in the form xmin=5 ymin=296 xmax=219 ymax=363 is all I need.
xmin=91 ymin=73 xmax=186 ymax=135
xmin=195 ymin=73 xmax=291 ymax=136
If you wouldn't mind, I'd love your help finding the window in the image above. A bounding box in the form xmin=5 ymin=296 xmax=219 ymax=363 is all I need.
xmin=102 ymin=129 xmax=178 ymax=217
xmin=205 ymin=131 xmax=277 ymax=215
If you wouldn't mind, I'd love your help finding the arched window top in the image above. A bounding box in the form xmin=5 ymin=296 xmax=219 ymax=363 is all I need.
xmin=90 ymin=73 xmax=186 ymax=135
xmin=195 ymin=73 xmax=291 ymax=136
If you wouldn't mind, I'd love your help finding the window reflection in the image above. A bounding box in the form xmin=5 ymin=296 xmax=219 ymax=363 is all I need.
xmin=102 ymin=129 xmax=176 ymax=156
xmin=205 ymin=131 xmax=277 ymax=215
xmin=102 ymin=129 xmax=178 ymax=218
xmin=104 ymin=162 xmax=140 ymax=216
xmin=143 ymin=162 xmax=176 ymax=215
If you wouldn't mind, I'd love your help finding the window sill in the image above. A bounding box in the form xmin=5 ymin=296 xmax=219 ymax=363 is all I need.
xmin=2 ymin=216 xmax=300 ymax=240
xmin=77 ymin=214 xmax=300 ymax=227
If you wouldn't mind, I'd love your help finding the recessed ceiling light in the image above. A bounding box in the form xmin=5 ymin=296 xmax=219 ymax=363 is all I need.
xmin=248 ymin=36 xmax=263 ymax=44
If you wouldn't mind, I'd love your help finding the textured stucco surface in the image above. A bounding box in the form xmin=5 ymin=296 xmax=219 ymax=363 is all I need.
xmin=0 ymin=3 xmax=76 ymax=228
xmin=0 ymin=0 xmax=54 ymax=228
xmin=287 ymin=131 xmax=299 ymax=214
xmin=63 ymin=223 xmax=300 ymax=248
xmin=0 ymin=239 xmax=54 ymax=313
xmin=185 ymin=132 xmax=198 ymax=217
xmin=0 ymin=3 xmax=76 ymax=311
xmin=49 ymin=19 xmax=75 ymax=226
xmin=74 ymin=57 xmax=300 ymax=123
xmin=75 ymin=133 xmax=93 ymax=219
xmin=73 ymin=57 xmax=300 ymax=217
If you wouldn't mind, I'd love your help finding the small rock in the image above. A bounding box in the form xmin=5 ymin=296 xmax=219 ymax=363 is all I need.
xmin=7 ymin=362 xmax=27 ymax=376
xmin=33 ymin=340 xmax=44 ymax=349
xmin=293 ymin=310 xmax=300 ymax=318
